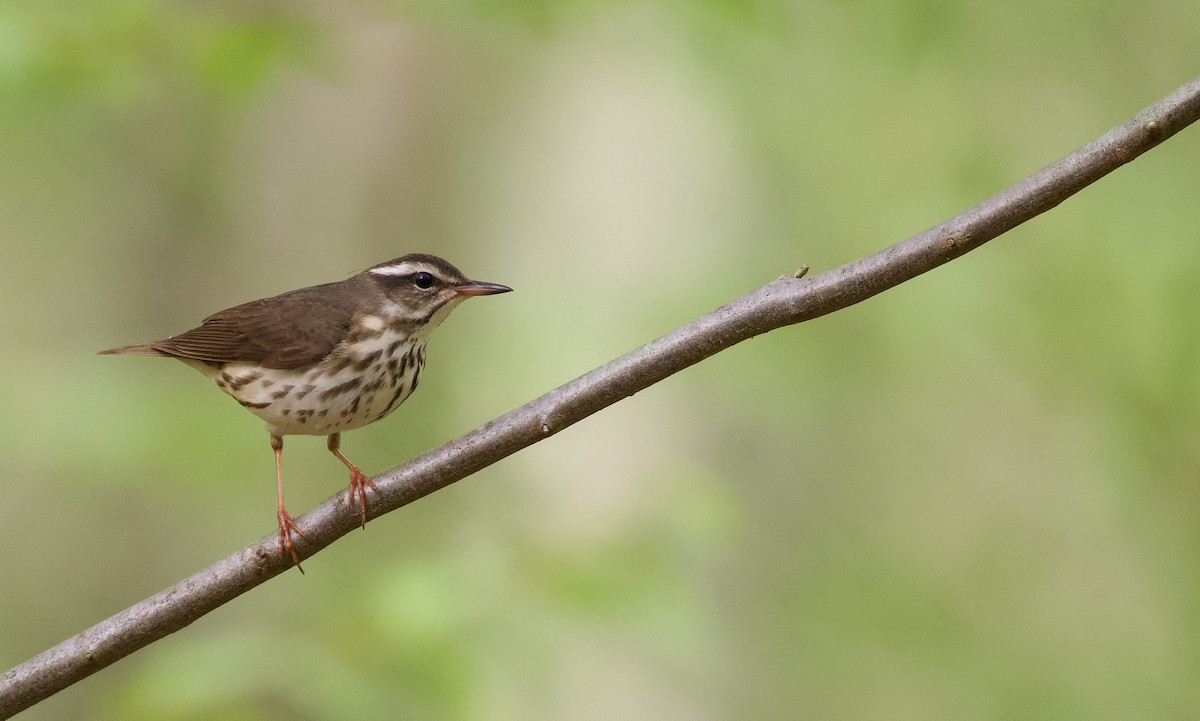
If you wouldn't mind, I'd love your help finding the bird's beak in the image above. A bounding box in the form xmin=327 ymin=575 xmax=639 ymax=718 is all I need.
xmin=454 ymin=280 xmax=513 ymax=297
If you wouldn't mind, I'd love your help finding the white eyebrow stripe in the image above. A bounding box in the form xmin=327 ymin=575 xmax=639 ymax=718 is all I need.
xmin=369 ymin=262 xmax=423 ymax=277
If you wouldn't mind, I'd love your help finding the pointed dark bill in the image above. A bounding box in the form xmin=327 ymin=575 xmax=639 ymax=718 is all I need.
xmin=454 ymin=280 xmax=513 ymax=296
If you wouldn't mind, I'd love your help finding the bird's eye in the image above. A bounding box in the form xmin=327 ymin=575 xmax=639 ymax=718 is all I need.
xmin=412 ymin=272 xmax=435 ymax=289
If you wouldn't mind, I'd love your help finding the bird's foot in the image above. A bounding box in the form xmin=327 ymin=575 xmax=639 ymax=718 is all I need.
xmin=347 ymin=465 xmax=379 ymax=529
xmin=277 ymin=508 xmax=308 ymax=573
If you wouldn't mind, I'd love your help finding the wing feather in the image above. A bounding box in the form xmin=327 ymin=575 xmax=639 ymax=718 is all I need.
xmin=152 ymin=282 xmax=361 ymax=370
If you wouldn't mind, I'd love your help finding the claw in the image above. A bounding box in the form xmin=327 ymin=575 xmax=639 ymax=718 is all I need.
xmin=271 ymin=435 xmax=305 ymax=573
xmin=277 ymin=507 xmax=308 ymax=574
xmin=347 ymin=466 xmax=380 ymax=529
xmin=328 ymin=433 xmax=378 ymax=528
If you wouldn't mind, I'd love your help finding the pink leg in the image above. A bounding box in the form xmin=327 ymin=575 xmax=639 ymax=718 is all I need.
xmin=327 ymin=433 xmax=378 ymax=528
xmin=272 ymin=435 xmax=306 ymax=572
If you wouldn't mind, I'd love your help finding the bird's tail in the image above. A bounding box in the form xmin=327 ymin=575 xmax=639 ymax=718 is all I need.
xmin=98 ymin=343 xmax=169 ymax=357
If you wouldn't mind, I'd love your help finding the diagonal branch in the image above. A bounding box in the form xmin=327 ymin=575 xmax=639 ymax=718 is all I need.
xmin=4 ymin=74 xmax=1200 ymax=718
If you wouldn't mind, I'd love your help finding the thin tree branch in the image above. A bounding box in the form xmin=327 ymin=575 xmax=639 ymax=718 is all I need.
xmin=4 ymin=74 xmax=1200 ymax=718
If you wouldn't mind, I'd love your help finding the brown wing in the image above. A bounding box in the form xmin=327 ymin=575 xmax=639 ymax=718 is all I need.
xmin=152 ymin=281 xmax=362 ymax=370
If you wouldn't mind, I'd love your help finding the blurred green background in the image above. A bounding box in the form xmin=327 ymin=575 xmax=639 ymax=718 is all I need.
xmin=2 ymin=1 xmax=1199 ymax=719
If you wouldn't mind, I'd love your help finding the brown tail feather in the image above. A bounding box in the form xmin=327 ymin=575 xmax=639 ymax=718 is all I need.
xmin=98 ymin=343 xmax=170 ymax=357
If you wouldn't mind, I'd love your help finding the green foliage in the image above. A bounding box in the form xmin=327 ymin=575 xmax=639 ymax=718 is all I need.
xmin=0 ymin=1 xmax=313 ymax=107
xmin=1 ymin=0 xmax=1199 ymax=719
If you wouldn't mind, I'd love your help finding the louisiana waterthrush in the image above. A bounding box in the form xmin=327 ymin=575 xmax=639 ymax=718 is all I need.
xmin=101 ymin=253 xmax=512 ymax=569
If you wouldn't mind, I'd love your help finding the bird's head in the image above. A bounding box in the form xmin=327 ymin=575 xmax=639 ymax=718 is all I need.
xmin=364 ymin=253 xmax=512 ymax=328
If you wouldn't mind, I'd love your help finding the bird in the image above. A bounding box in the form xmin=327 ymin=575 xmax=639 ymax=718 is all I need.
xmin=101 ymin=253 xmax=512 ymax=570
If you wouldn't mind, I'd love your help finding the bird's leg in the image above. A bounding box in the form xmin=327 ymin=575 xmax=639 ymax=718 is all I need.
xmin=272 ymin=434 xmax=306 ymax=573
xmin=327 ymin=433 xmax=378 ymax=528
